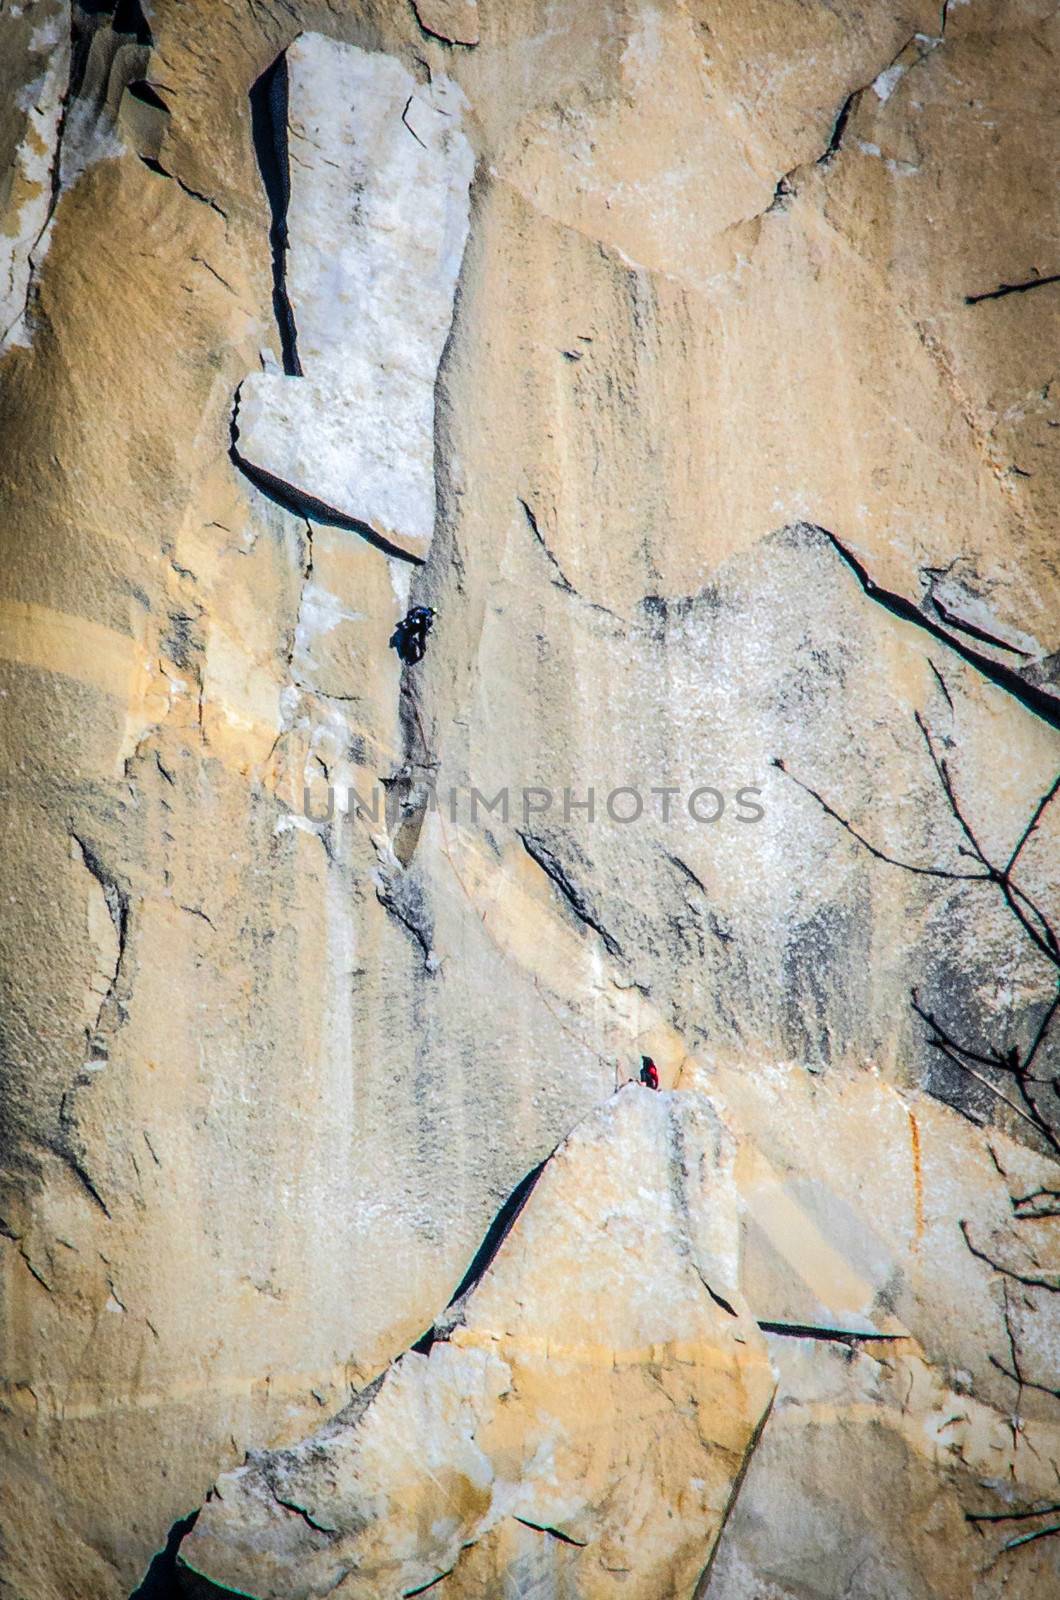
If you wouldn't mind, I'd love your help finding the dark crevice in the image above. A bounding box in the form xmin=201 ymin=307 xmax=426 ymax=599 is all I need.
xmin=757 ymin=1321 xmax=907 ymax=1346
xmin=695 ymin=1386 xmax=776 ymax=1598
xmin=513 ymin=1517 xmax=587 ymax=1547
xmin=667 ymin=853 xmax=709 ymax=896
xmin=374 ymin=871 xmax=436 ymax=971
xmin=959 ymin=1219 xmax=1059 ymax=1291
xmin=230 ymin=398 xmax=423 ymax=562
xmin=172 ymin=175 xmax=227 ymax=219
xmin=1013 ymin=1187 xmax=1060 ymax=1220
xmin=762 ymin=83 xmax=858 ymax=213
xmin=519 ymin=497 xmax=575 ymax=595
xmin=126 ymin=79 xmax=170 ymax=112
xmin=409 ymin=0 xmax=477 ymax=48
xmin=72 ymin=833 xmax=129 ymax=961
xmin=517 ymin=498 xmax=621 ymax=620
xmin=271 ymin=1494 xmax=337 ymax=1536
xmin=765 ymin=172 xmax=795 ymax=213
xmin=967 ymin=1504 xmax=1060 ymax=1525
xmin=249 ymin=51 xmax=301 ymax=375
xmin=756 ymin=29 xmax=947 ymax=225
xmin=129 ymin=1510 xmax=199 ymax=1597
xmin=71 ymin=830 xmax=131 ymax=1058
xmin=810 ymin=524 xmax=1060 ymax=729
xmin=927 ymin=658 xmax=954 ymax=709
xmin=401 ymin=95 xmax=428 ymax=150
xmin=700 ymin=1277 xmax=738 ymax=1317
xmin=47 ymin=1138 xmax=111 ymax=1217
xmin=8 ymin=1236 xmax=53 ymax=1292
xmin=965 ymin=273 xmax=1060 ymax=306
xmin=448 ymin=1160 xmax=544 ymax=1304
xmin=111 ymin=0 xmax=153 ymax=45
xmin=817 ymin=89 xmax=858 ymax=165
xmin=518 ymin=831 xmax=624 ymax=958
xmin=996 ymin=1523 xmax=1060 ymax=1553
xmin=404 ymin=1568 xmax=455 ymax=1597
xmin=137 ymin=154 xmax=227 ymax=218
xmin=413 ymin=1159 xmax=547 ymax=1354
xmin=930 ymin=597 xmax=1031 ymax=657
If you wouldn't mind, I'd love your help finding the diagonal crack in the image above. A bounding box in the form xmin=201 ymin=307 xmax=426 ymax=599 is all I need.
xmin=810 ymin=523 xmax=1060 ymax=730
xmin=517 ymin=498 xmax=622 ymax=621
xmin=413 ymin=1158 xmax=547 ymax=1352
xmin=959 ymin=1219 xmax=1059 ymax=1292
xmin=756 ymin=1321 xmax=908 ymax=1346
xmin=404 ymin=1567 xmax=456 ymax=1597
xmin=513 ymin=1517 xmax=587 ymax=1547
xmin=138 ymin=156 xmax=228 ymax=220
xmin=71 ymin=831 xmax=130 ymax=1049
xmin=929 ymin=596 xmax=1031 ymax=657
xmin=817 ymin=86 xmax=859 ymax=166
xmin=965 ymin=273 xmax=1060 ymax=307
xmin=518 ymin=831 xmax=624 ymax=959
xmin=693 ymin=1385 xmax=777 ymax=1599
xmin=229 ymin=387 xmax=425 ymax=563
xmin=270 ymin=1492 xmax=338 ymax=1537
xmin=755 ymin=29 xmax=945 ymax=221
xmin=374 ymin=866 xmax=438 ymax=972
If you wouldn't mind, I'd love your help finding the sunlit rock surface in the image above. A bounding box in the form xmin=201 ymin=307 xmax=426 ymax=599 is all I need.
xmin=182 ymin=1089 xmax=775 ymax=1598
xmin=412 ymin=0 xmax=479 ymax=48
xmin=0 ymin=2 xmax=1057 ymax=1598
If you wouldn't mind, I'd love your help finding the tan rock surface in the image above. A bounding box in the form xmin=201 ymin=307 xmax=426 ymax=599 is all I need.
xmin=182 ymin=1088 xmax=775 ymax=1598
xmin=0 ymin=2 xmax=1057 ymax=1598
xmin=412 ymin=0 xmax=479 ymax=49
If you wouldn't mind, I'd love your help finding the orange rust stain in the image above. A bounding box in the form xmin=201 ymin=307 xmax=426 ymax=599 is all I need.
xmin=908 ymin=1109 xmax=925 ymax=1246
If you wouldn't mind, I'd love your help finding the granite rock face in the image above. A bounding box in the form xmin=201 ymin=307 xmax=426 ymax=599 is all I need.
xmin=412 ymin=0 xmax=479 ymax=49
xmin=0 ymin=3 xmax=1058 ymax=1599
xmin=182 ymin=1088 xmax=776 ymax=1599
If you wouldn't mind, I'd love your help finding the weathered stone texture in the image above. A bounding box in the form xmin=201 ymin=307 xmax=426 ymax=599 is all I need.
xmin=183 ymin=1089 xmax=775 ymax=1599
xmin=0 ymin=2 xmax=1057 ymax=1598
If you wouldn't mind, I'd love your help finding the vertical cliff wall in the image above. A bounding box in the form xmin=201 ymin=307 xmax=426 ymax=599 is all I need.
xmin=1 ymin=3 xmax=1058 ymax=1597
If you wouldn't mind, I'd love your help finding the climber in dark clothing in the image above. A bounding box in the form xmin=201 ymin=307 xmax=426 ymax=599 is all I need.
xmin=639 ymin=1056 xmax=659 ymax=1090
xmin=393 ymin=606 xmax=436 ymax=664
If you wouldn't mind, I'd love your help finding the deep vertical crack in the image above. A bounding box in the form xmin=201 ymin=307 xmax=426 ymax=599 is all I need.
xmin=249 ymin=51 xmax=302 ymax=376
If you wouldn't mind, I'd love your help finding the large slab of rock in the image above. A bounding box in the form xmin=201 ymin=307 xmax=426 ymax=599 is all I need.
xmin=181 ymin=1088 xmax=775 ymax=1598
xmin=232 ymin=36 xmax=474 ymax=562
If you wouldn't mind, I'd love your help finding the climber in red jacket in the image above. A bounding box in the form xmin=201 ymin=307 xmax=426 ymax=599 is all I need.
xmin=639 ymin=1056 xmax=659 ymax=1090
